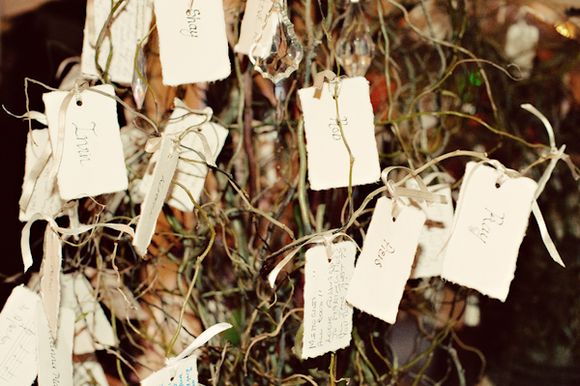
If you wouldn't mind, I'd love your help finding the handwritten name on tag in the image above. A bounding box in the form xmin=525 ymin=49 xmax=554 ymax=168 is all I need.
xmin=346 ymin=197 xmax=425 ymax=324
xmin=133 ymin=134 xmax=179 ymax=256
xmin=81 ymin=0 xmax=153 ymax=84
xmin=19 ymin=129 xmax=64 ymax=222
xmin=43 ymin=84 xmax=128 ymax=200
xmin=298 ymin=77 xmax=381 ymax=190
xmin=441 ymin=162 xmax=538 ymax=301
xmin=153 ymin=0 xmax=231 ymax=85
xmin=302 ymin=241 xmax=355 ymax=359
xmin=409 ymin=184 xmax=454 ymax=279
xmin=235 ymin=0 xmax=274 ymax=55
xmin=37 ymin=304 xmax=74 ymax=386
xmin=0 ymin=286 xmax=39 ymax=386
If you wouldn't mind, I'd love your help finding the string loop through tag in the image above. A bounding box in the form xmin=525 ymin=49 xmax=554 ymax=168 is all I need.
xmin=312 ymin=70 xmax=337 ymax=99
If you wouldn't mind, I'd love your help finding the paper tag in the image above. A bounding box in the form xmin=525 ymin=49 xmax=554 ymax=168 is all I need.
xmin=40 ymin=225 xmax=62 ymax=341
xmin=298 ymin=77 xmax=381 ymax=190
xmin=153 ymin=0 xmax=231 ymax=85
xmin=409 ymin=184 xmax=454 ymax=279
xmin=37 ymin=304 xmax=74 ymax=386
xmin=0 ymin=286 xmax=39 ymax=386
xmin=73 ymin=360 xmax=109 ymax=386
xmin=346 ymin=197 xmax=426 ymax=324
xmin=441 ymin=162 xmax=538 ymax=301
xmin=141 ymin=355 xmax=198 ymax=386
xmin=81 ymin=0 xmax=153 ymax=84
xmin=43 ymin=84 xmax=128 ymax=200
xmin=19 ymin=129 xmax=64 ymax=222
xmin=133 ymin=134 xmax=179 ymax=256
xmin=234 ymin=0 xmax=274 ymax=55
xmin=302 ymin=241 xmax=355 ymax=359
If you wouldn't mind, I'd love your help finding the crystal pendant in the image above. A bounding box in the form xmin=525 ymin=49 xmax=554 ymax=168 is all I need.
xmin=132 ymin=46 xmax=147 ymax=110
xmin=250 ymin=1 xmax=303 ymax=84
xmin=335 ymin=1 xmax=375 ymax=77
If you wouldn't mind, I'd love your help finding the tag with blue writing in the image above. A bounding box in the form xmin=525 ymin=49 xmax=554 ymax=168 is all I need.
xmin=302 ymin=241 xmax=355 ymax=359
xmin=441 ymin=162 xmax=538 ymax=301
xmin=141 ymin=354 xmax=198 ymax=386
xmin=346 ymin=197 xmax=426 ymax=324
xmin=298 ymin=77 xmax=381 ymax=190
xmin=43 ymin=84 xmax=128 ymax=201
xmin=153 ymin=0 xmax=231 ymax=85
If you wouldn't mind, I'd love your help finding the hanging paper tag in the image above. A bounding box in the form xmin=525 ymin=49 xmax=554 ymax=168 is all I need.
xmin=40 ymin=225 xmax=62 ymax=341
xmin=153 ymin=0 xmax=231 ymax=85
xmin=409 ymin=184 xmax=454 ymax=279
xmin=81 ymin=0 xmax=153 ymax=84
xmin=19 ymin=129 xmax=64 ymax=222
xmin=43 ymin=84 xmax=128 ymax=200
xmin=133 ymin=134 xmax=179 ymax=256
xmin=74 ymin=360 xmax=110 ymax=386
xmin=235 ymin=0 xmax=274 ymax=55
xmin=0 ymin=286 xmax=40 ymax=386
xmin=302 ymin=241 xmax=355 ymax=359
xmin=37 ymin=304 xmax=74 ymax=386
xmin=441 ymin=162 xmax=538 ymax=301
xmin=346 ymin=197 xmax=425 ymax=324
xmin=298 ymin=77 xmax=381 ymax=190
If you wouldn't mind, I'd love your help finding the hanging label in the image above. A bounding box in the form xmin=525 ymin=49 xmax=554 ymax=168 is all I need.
xmin=141 ymin=355 xmax=198 ymax=386
xmin=298 ymin=77 xmax=381 ymax=190
xmin=441 ymin=162 xmax=538 ymax=301
xmin=81 ymin=0 xmax=153 ymax=84
xmin=409 ymin=184 xmax=454 ymax=279
xmin=43 ymin=84 xmax=128 ymax=200
xmin=0 ymin=286 xmax=40 ymax=386
xmin=153 ymin=0 xmax=231 ymax=85
xmin=302 ymin=241 xmax=355 ymax=359
xmin=37 ymin=304 xmax=74 ymax=386
xmin=19 ymin=129 xmax=64 ymax=222
xmin=40 ymin=225 xmax=62 ymax=341
xmin=133 ymin=134 xmax=179 ymax=256
xmin=346 ymin=197 xmax=425 ymax=324
xmin=235 ymin=0 xmax=274 ymax=55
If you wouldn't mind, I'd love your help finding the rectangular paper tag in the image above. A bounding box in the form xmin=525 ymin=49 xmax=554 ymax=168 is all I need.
xmin=81 ymin=0 xmax=153 ymax=84
xmin=37 ymin=304 xmax=74 ymax=386
xmin=19 ymin=129 xmax=63 ymax=222
xmin=409 ymin=184 xmax=454 ymax=279
xmin=234 ymin=0 xmax=274 ymax=55
xmin=346 ymin=197 xmax=426 ymax=324
xmin=43 ymin=84 xmax=128 ymax=200
xmin=153 ymin=0 xmax=231 ymax=85
xmin=298 ymin=77 xmax=381 ymax=190
xmin=302 ymin=241 xmax=355 ymax=359
xmin=441 ymin=162 xmax=538 ymax=301
xmin=133 ymin=134 xmax=179 ymax=256
xmin=0 ymin=286 xmax=39 ymax=386
xmin=141 ymin=355 xmax=198 ymax=386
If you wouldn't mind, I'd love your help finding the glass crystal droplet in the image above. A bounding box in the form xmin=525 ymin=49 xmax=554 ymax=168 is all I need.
xmin=132 ymin=46 xmax=147 ymax=110
xmin=335 ymin=2 xmax=375 ymax=77
xmin=250 ymin=2 xmax=303 ymax=84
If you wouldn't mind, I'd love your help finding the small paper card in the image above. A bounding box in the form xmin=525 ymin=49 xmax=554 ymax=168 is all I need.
xmin=409 ymin=184 xmax=454 ymax=279
xmin=346 ymin=197 xmax=426 ymax=324
xmin=19 ymin=129 xmax=64 ymax=222
xmin=81 ymin=0 xmax=153 ymax=84
xmin=298 ymin=77 xmax=381 ymax=190
xmin=234 ymin=0 xmax=274 ymax=55
xmin=43 ymin=84 xmax=128 ymax=200
xmin=441 ymin=162 xmax=538 ymax=301
xmin=133 ymin=134 xmax=179 ymax=256
xmin=153 ymin=0 xmax=231 ymax=85
xmin=37 ymin=304 xmax=74 ymax=386
xmin=302 ymin=241 xmax=355 ymax=359
xmin=0 ymin=286 xmax=40 ymax=386
xmin=141 ymin=355 xmax=198 ymax=386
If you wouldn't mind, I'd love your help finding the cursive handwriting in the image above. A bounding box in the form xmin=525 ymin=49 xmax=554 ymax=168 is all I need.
xmin=328 ymin=117 xmax=348 ymax=141
xmin=180 ymin=9 xmax=201 ymax=38
xmin=375 ymin=238 xmax=395 ymax=268
xmin=73 ymin=122 xmax=97 ymax=166
xmin=468 ymin=207 xmax=505 ymax=245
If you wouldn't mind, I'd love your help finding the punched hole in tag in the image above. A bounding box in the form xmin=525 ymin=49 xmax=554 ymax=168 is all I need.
xmin=76 ymin=99 xmax=83 ymax=107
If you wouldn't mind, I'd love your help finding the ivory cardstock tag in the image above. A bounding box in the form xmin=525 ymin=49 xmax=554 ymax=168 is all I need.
xmin=409 ymin=184 xmax=454 ymax=279
xmin=441 ymin=162 xmax=538 ymax=301
xmin=346 ymin=197 xmax=426 ymax=324
xmin=19 ymin=129 xmax=64 ymax=222
xmin=81 ymin=0 xmax=153 ymax=84
xmin=43 ymin=84 xmax=128 ymax=200
xmin=298 ymin=77 xmax=381 ymax=190
xmin=302 ymin=241 xmax=355 ymax=359
xmin=235 ymin=0 xmax=274 ymax=55
xmin=37 ymin=304 xmax=74 ymax=386
xmin=0 ymin=286 xmax=40 ymax=386
xmin=153 ymin=0 xmax=231 ymax=85
xmin=133 ymin=134 xmax=179 ymax=256
xmin=141 ymin=355 xmax=198 ymax=386
xmin=40 ymin=225 xmax=62 ymax=341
